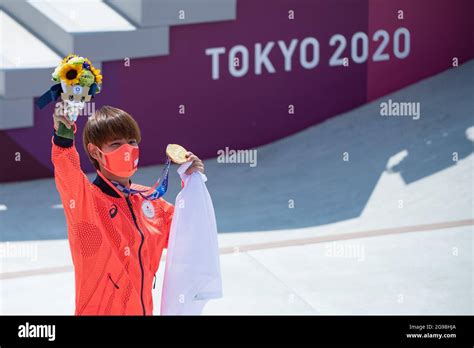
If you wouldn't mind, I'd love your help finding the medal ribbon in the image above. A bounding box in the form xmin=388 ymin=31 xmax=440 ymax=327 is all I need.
xmin=111 ymin=158 xmax=171 ymax=200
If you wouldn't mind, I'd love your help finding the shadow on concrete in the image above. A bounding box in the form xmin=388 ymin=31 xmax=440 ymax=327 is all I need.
xmin=210 ymin=61 xmax=474 ymax=232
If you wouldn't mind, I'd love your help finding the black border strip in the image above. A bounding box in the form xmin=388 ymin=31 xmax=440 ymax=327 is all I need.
xmin=0 ymin=315 xmax=473 ymax=346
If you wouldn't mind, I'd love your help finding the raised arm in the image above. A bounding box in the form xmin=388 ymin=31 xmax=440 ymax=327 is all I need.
xmin=51 ymin=110 xmax=96 ymax=228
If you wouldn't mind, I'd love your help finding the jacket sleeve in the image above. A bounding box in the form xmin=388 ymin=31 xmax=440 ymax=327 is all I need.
xmin=51 ymin=129 xmax=97 ymax=232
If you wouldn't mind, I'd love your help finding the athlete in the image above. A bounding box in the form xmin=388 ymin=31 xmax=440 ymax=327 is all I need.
xmin=51 ymin=105 xmax=204 ymax=315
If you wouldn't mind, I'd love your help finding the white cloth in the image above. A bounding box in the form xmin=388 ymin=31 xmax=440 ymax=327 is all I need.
xmin=160 ymin=161 xmax=223 ymax=315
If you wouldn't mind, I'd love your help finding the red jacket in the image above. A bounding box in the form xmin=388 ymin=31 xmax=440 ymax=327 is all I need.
xmin=51 ymin=131 xmax=174 ymax=315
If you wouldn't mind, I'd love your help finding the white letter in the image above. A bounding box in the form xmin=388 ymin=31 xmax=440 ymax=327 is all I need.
xmin=299 ymin=37 xmax=319 ymax=69
xmin=18 ymin=324 xmax=26 ymax=338
xmin=49 ymin=325 xmax=56 ymax=341
xmin=217 ymin=149 xmax=225 ymax=163
xmin=205 ymin=47 xmax=226 ymax=80
xmin=229 ymin=45 xmax=249 ymax=78
xmin=255 ymin=42 xmax=276 ymax=75
xmin=278 ymin=39 xmax=298 ymax=71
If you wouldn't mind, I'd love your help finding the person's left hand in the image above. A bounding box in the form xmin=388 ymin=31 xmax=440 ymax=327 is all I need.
xmin=185 ymin=152 xmax=205 ymax=175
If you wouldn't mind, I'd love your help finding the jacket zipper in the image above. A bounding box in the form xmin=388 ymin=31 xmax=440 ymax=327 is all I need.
xmin=125 ymin=196 xmax=146 ymax=316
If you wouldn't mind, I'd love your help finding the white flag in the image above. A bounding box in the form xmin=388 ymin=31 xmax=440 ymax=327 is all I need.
xmin=161 ymin=161 xmax=223 ymax=315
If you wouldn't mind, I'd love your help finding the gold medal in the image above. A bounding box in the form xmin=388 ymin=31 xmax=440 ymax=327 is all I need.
xmin=166 ymin=144 xmax=188 ymax=164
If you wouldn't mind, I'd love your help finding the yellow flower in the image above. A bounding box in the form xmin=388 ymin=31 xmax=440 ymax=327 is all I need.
xmin=58 ymin=63 xmax=83 ymax=85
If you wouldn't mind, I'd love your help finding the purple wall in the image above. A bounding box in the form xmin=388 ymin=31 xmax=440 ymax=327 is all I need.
xmin=367 ymin=0 xmax=473 ymax=100
xmin=1 ymin=0 xmax=472 ymax=182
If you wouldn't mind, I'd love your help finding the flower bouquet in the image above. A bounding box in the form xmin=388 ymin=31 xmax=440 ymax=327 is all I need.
xmin=37 ymin=54 xmax=102 ymax=139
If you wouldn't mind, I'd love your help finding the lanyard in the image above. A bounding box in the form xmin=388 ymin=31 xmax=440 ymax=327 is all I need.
xmin=111 ymin=158 xmax=171 ymax=200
